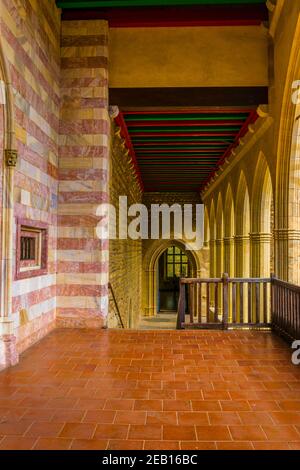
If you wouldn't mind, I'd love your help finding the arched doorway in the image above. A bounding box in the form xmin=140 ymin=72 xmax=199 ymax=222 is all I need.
xmin=157 ymin=245 xmax=191 ymax=313
xmin=142 ymin=239 xmax=199 ymax=317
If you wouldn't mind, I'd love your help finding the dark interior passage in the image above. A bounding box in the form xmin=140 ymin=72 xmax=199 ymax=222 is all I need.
xmin=158 ymin=246 xmax=190 ymax=312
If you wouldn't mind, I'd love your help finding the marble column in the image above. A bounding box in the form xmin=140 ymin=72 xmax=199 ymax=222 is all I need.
xmin=0 ymin=150 xmax=19 ymax=369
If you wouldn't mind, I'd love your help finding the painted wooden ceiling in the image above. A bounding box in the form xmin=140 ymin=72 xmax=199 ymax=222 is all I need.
xmin=115 ymin=109 xmax=258 ymax=192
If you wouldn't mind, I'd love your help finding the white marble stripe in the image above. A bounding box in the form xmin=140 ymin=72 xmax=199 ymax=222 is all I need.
xmin=13 ymin=274 xmax=56 ymax=296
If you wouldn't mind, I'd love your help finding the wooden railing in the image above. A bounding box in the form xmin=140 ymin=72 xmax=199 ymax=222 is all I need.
xmin=177 ymin=274 xmax=272 ymax=330
xmin=272 ymin=276 xmax=300 ymax=342
xmin=108 ymin=282 xmax=125 ymax=329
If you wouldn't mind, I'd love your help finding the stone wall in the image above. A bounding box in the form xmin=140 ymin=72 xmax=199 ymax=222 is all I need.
xmin=57 ymin=20 xmax=110 ymax=329
xmin=1 ymin=0 xmax=61 ymax=353
xmin=109 ymin=123 xmax=142 ymax=329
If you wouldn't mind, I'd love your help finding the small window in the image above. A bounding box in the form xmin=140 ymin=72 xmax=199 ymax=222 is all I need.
xmin=21 ymin=236 xmax=36 ymax=261
xmin=165 ymin=246 xmax=189 ymax=278
xmin=16 ymin=219 xmax=48 ymax=280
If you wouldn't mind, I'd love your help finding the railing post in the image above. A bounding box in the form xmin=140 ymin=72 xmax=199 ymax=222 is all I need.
xmin=222 ymin=273 xmax=229 ymax=330
xmin=270 ymin=273 xmax=275 ymax=327
xmin=176 ymin=280 xmax=185 ymax=330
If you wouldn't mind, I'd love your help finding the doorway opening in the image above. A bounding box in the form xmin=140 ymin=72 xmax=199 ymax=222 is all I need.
xmin=157 ymin=246 xmax=191 ymax=313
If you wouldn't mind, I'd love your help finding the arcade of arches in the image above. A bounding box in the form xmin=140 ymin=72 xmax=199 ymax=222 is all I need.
xmin=0 ymin=0 xmax=300 ymax=451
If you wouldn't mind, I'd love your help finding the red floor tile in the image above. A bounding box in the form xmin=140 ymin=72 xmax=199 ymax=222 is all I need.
xmin=0 ymin=436 xmax=37 ymax=450
xmin=196 ymin=425 xmax=232 ymax=441
xmin=33 ymin=438 xmax=72 ymax=450
xmin=59 ymin=423 xmax=96 ymax=439
xmin=70 ymin=439 xmax=108 ymax=450
xmin=163 ymin=425 xmax=196 ymax=441
xmin=25 ymin=422 xmax=64 ymax=438
xmin=128 ymin=424 xmax=161 ymax=440
xmin=94 ymin=424 xmax=129 ymax=440
xmin=146 ymin=411 xmax=177 ymax=425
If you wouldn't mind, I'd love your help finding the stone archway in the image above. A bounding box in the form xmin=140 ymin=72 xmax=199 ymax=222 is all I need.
xmin=142 ymin=239 xmax=200 ymax=317
xmin=275 ymin=13 xmax=300 ymax=283
xmin=0 ymin=35 xmax=18 ymax=368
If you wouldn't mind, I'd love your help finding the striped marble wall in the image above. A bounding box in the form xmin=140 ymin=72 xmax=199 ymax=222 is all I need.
xmin=0 ymin=107 xmax=3 ymax=268
xmin=57 ymin=20 xmax=110 ymax=328
xmin=1 ymin=0 xmax=60 ymax=353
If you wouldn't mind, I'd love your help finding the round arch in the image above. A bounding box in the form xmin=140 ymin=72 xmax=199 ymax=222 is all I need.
xmin=142 ymin=239 xmax=200 ymax=317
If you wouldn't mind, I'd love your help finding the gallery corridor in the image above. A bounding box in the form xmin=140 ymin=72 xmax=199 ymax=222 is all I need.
xmin=0 ymin=329 xmax=299 ymax=450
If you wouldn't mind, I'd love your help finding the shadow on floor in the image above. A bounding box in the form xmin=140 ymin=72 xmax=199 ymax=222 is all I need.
xmin=138 ymin=310 xmax=177 ymax=330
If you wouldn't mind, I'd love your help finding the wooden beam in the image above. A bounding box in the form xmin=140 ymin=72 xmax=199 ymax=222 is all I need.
xmin=109 ymin=87 xmax=268 ymax=108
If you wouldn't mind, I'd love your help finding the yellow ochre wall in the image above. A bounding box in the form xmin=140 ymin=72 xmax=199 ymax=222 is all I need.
xmin=109 ymin=26 xmax=269 ymax=88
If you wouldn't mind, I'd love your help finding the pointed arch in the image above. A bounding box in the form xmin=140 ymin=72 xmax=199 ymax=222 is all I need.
xmin=275 ymin=12 xmax=300 ymax=283
xmin=209 ymin=199 xmax=216 ymax=277
xmin=215 ymin=192 xmax=224 ymax=277
xmin=224 ymin=184 xmax=235 ymax=276
xmin=204 ymin=205 xmax=210 ymax=247
xmin=224 ymin=183 xmax=235 ymax=239
xmin=0 ymin=35 xmax=16 ymax=320
xmin=216 ymin=192 xmax=224 ymax=240
xmin=209 ymin=199 xmax=216 ymax=242
xmin=235 ymin=171 xmax=250 ymax=277
xmin=251 ymin=153 xmax=274 ymax=277
xmin=236 ymin=171 xmax=250 ymax=237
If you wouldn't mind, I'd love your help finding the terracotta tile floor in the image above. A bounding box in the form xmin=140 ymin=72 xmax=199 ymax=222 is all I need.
xmin=0 ymin=328 xmax=300 ymax=450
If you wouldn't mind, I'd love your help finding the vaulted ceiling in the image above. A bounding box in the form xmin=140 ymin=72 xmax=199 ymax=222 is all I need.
xmin=116 ymin=109 xmax=258 ymax=192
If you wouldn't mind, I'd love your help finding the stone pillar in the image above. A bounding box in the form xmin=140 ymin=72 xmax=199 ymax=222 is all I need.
xmin=209 ymin=239 xmax=216 ymax=277
xmin=223 ymin=237 xmax=235 ymax=277
xmin=234 ymin=235 xmax=250 ymax=277
xmin=57 ymin=20 xmax=110 ymax=328
xmin=274 ymin=228 xmax=300 ymax=284
xmin=215 ymin=238 xmax=224 ymax=276
xmin=250 ymin=232 xmax=272 ymax=277
xmin=145 ymin=268 xmax=156 ymax=317
xmin=0 ymin=150 xmax=19 ymax=369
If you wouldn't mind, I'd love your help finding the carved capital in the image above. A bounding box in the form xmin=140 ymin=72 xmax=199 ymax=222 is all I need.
xmin=5 ymin=149 xmax=18 ymax=168
xmin=109 ymin=105 xmax=119 ymax=119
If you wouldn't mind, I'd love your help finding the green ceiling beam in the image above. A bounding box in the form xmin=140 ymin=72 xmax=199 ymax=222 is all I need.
xmin=57 ymin=0 xmax=265 ymax=8
xmin=130 ymin=126 xmax=241 ymax=132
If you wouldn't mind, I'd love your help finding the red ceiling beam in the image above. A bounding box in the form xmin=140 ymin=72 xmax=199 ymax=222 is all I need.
xmin=200 ymin=110 xmax=259 ymax=191
xmin=62 ymin=5 xmax=268 ymax=27
xmin=114 ymin=112 xmax=144 ymax=192
xmin=123 ymin=108 xmax=254 ymax=115
xmin=126 ymin=120 xmax=245 ymax=127
xmin=130 ymin=131 xmax=237 ymax=137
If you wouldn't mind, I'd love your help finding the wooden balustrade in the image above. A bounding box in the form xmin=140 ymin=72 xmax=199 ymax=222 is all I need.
xmin=177 ymin=274 xmax=272 ymax=330
xmin=271 ymin=276 xmax=300 ymax=342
